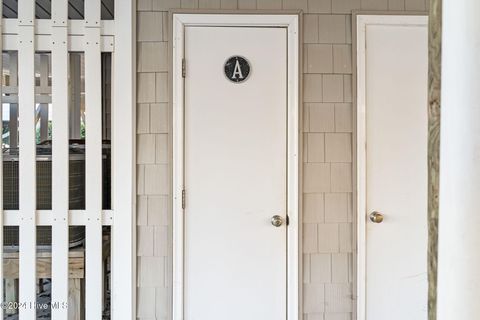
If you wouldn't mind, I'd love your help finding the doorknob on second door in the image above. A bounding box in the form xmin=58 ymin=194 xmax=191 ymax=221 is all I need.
xmin=369 ymin=211 xmax=384 ymax=223
xmin=271 ymin=215 xmax=284 ymax=227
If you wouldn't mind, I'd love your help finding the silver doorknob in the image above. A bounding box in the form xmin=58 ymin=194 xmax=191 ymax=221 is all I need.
xmin=369 ymin=211 xmax=384 ymax=223
xmin=271 ymin=215 xmax=284 ymax=227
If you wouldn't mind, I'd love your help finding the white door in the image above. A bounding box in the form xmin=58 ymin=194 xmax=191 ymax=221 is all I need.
xmin=362 ymin=20 xmax=428 ymax=319
xmin=184 ymin=26 xmax=287 ymax=320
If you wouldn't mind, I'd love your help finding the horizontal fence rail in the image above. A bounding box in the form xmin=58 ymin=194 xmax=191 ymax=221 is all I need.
xmin=2 ymin=211 xmax=114 ymax=226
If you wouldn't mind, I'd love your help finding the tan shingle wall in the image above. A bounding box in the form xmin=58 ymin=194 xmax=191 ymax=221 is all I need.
xmin=135 ymin=0 xmax=428 ymax=319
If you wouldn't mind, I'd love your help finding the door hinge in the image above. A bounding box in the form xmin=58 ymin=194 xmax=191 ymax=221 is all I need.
xmin=182 ymin=189 xmax=186 ymax=209
xmin=182 ymin=58 xmax=186 ymax=78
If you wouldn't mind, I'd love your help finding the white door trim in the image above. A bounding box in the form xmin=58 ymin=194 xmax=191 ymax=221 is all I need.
xmin=172 ymin=13 xmax=300 ymax=320
xmin=355 ymin=14 xmax=428 ymax=320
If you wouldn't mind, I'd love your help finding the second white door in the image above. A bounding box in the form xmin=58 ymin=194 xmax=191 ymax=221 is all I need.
xmin=360 ymin=16 xmax=429 ymax=320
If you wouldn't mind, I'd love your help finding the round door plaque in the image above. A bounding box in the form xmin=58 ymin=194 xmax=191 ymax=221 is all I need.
xmin=224 ymin=56 xmax=250 ymax=83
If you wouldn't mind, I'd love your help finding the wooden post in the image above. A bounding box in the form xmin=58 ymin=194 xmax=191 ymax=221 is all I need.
xmin=428 ymin=0 xmax=441 ymax=320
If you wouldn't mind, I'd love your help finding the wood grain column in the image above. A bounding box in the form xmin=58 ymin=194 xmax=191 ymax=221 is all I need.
xmin=428 ymin=0 xmax=441 ymax=320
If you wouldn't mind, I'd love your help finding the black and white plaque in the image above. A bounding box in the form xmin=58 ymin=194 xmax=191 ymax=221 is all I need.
xmin=224 ymin=56 xmax=250 ymax=83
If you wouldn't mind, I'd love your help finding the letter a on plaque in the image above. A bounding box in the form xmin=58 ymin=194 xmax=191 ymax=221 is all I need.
xmin=224 ymin=56 xmax=251 ymax=83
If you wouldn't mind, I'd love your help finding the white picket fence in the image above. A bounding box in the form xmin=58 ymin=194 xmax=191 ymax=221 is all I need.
xmin=0 ymin=1 xmax=134 ymax=319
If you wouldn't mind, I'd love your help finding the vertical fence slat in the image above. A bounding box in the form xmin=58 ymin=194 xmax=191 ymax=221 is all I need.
xmin=18 ymin=0 xmax=36 ymax=317
xmin=112 ymin=1 xmax=135 ymax=319
xmin=0 ymin=2 xmax=4 ymax=318
xmin=51 ymin=0 xmax=69 ymax=318
xmin=85 ymin=0 xmax=103 ymax=318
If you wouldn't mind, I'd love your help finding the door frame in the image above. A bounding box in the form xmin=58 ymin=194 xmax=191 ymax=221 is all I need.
xmin=354 ymin=14 xmax=428 ymax=320
xmin=172 ymin=13 xmax=300 ymax=320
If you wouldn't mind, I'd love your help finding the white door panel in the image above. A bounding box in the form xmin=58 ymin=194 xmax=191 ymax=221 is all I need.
xmin=364 ymin=23 xmax=428 ymax=319
xmin=184 ymin=26 xmax=287 ymax=320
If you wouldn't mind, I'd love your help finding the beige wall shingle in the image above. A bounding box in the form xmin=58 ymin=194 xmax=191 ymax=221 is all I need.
xmin=147 ymin=195 xmax=169 ymax=226
xmin=323 ymin=75 xmax=344 ymax=103
xmin=155 ymin=73 xmax=169 ymax=103
xmin=311 ymin=253 xmax=332 ymax=283
xmin=150 ymin=103 xmax=169 ymax=133
xmin=137 ymin=195 xmax=148 ymax=226
xmin=137 ymin=226 xmax=155 ymax=256
xmin=309 ymin=103 xmax=335 ymax=132
xmin=306 ymin=133 xmax=326 ymax=162
xmin=405 ymin=0 xmax=426 ymax=10
xmin=137 ymin=73 xmax=156 ymax=103
xmin=332 ymin=0 xmax=361 ymax=13
xmin=304 ymin=223 xmax=319 ymax=253
xmin=331 ymin=163 xmax=352 ymax=192
xmin=304 ymin=163 xmax=331 ymax=193
xmin=138 ymin=134 xmax=156 ymax=164
xmin=257 ymin=0 xmax=282 ymax=9
xmin=138 ymin=257 xmax=165 ymax=287
xmin=318 ymin=223 xmax=339 ymax=253
xmin=307 ymin=44 xmax=333 ymax=73
xmin=144 ymin=164 xmax=169 ymax=195
xmin=343 ymin=75 xmax=352 ymax=102
xmin=339 ymin=223 xmax=353 ymax=253
xmin=137 ymin=164 xmax=145 ymax=195
xmin=332 ymin=253 xmax=350 ymax=283
xmin=155 ymin=287 xmax=170 ymax=318
xmin=310 ymin=314 xmax=326 ymax=320
xmin=318 ymin=15 xmax=346 ymax=44
xmin=305 ymin=74 xmax=324 ymax=102
xmin=345 ymin=16 xmax=352 ymax=44
xmin=307 ymin=0 xmax=331 ymax=13
xmin=304 ymin=284 xmax=326 ymax=313
xmin=137 ymin=12 xmax=163 ymax=42
xmin=388 ymin=0 xmax=405 ymax=10
xmin=333 ymin=45 xmax=352 ymax=74
xmin=199 ymin=0 xmax=221 ymax=8
xmin=304 ymin=193 xmax=325 ymax=223
xmin=138 ymin=42 xmax=168 ymax=72
xmin=325 ymin=284 xmax=353 ymax=312
xmin=154 ymin=226 xmax=169 ymax=257
xmin=138 ymin=0 xmax=153 ymax=11
xmin=137 ymin=287 xmax=156 ymax=318
xmin=155 ymin=134 xmax=169 ymax=164
xmin=361 ymin=0 xmax=388 ymax=10
xmin=304 ymin=254 xmax=311 ymax=283
xmin=181 ymin=0 xmax=199 ymax=8
xmin=304 ymin=14 xmax=319 ymax=43
xmin=334 ymin=103 xmax=352 ymax=133
xmin=283 ymin=0 xmax=308 ymax=10
xmin=325 ymin=133 xmax=352 ymax=162
xmin=221 ymin=0 xmax=238 ymax=8
xmin=325 ymin=312 xmax=352 ymax=320
xmin=153 ymin=0 xmax=182 ymax=10
xmin=325 ymin=193 xmax=349 ymax=223
xmin=238 ymin=0 xmax=257 ymax=8
xmin=137 ymin=104 xmax=150 ymax=134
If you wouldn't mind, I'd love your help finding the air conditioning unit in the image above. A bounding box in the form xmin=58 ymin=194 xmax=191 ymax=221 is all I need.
xmin=2 ymin=141 xmax=111 ymax=250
